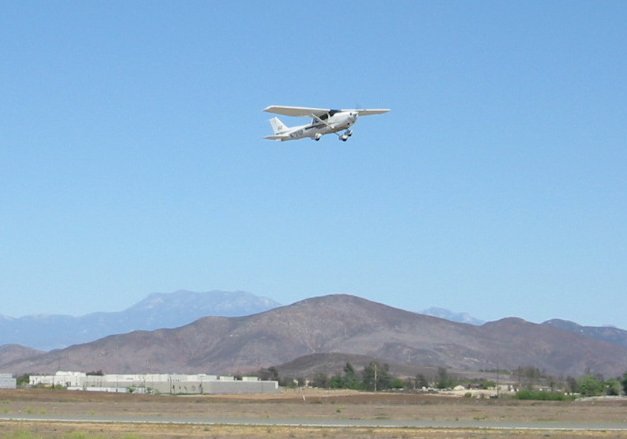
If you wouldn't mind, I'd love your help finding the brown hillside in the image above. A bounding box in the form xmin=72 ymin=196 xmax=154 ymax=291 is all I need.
xmin=2 ymin=294 xmax=626 ymax=378
xmin=0 ymin=345 xmax=43 ymax=366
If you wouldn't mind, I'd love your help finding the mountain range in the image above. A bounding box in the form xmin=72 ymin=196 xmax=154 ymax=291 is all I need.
xmin=542 ymin=319 xmax=627 ymax=348
xmin=421 ymin=307 xmax=485 ymax=325
xmin=0 ymin=290 xmax=490 ymax=351
xmin=0 ymin=290 xmax=280 ymax=350
xmin=2 ymin=294 xmax=627 ymax=379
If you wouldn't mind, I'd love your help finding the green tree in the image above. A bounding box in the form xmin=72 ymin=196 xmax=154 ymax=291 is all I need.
xmin=257 ymin=367 xmax=279 ymax=382
xmin=329 ymin=374 xmax=344 ymax=389
xmin=311 ymin=372 xmax=329 ymax=388
xmin=342 ymin=362 xmax=361 ymax=390
xmin=515 ymin=366 xmax=542 ymax=390
xmin=16 ymin=374 xmax=30 ymax=386
xmin=622 ymin=372 xmax=627 ymax=395
xmin=391 ymin=377 xmax=405 ymax=389
xmin=436 ymin=367 xmax=452 ymax=389
xmin=578 ymin=375 xmax=604 ymax=396
xmin=329 ymin=362 xmax=361 ymax=389
xmin=415 ymin=373 xmax=429 ymax=389
xmin=605 ymin=378 xmax=621 ymax=396
xmin=565 ymin=376 xmax=579 ymax=394
xmin=362 ymin=361 xmax=391 ymax=391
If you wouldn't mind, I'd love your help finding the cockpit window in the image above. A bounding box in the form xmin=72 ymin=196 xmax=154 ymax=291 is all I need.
xmin=318 ymin=109 xmax=340 ymax=121
xmin=313 ymin=109 xmax=342 ymax=124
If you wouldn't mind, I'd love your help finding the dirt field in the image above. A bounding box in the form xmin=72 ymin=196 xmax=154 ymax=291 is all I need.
xmin=2 ymin=388 xmax=627 ymax=438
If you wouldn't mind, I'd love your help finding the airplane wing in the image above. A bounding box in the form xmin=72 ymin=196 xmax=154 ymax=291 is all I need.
xmin=356 ymin=108 xmax=391 ymax=116
xmin=264 ymin=105 xmax=330 ymax=117
xmin=265 ymin=105 xmax=390 ymax=117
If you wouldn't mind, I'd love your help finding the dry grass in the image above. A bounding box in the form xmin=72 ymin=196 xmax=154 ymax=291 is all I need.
xmin=1 ymin=388 xmax=627 ymax=438
xmin=3 ymin=421 xmax=627 ymax=438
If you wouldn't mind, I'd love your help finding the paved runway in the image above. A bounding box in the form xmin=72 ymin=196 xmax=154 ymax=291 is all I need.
xmin=3 ymin=413 xmax=627 ymax=432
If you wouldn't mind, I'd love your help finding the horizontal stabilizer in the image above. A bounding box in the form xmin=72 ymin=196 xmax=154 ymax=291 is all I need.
xmin=264 ymin=135 xmax=288 ymax=141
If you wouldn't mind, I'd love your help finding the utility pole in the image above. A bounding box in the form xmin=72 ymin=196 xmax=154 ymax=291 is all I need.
xmin=496 ymin=362 xmax=500 ymax=398
xmin=374 ymin=363 xmax=377 ymax=392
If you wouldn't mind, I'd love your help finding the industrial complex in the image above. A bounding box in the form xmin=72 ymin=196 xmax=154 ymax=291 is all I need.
xmin=28 ymin=371 xmax=278 ymax=395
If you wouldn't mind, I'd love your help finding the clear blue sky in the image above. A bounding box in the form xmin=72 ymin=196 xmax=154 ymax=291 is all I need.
xmin=2 ymin=1 xmax=626 ymax=328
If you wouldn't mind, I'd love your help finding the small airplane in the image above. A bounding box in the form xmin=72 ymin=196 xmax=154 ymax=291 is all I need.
xmin=264 ymin=105 xmax=390 ymax=142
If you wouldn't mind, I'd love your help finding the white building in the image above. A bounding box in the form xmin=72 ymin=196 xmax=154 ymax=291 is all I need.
xmin=29 ymin=371 xmax=278 ymax=395
xmin=29 ymin=371 xmax=86 ymax=388
xmin=0 ymin=373 xmax=16 ymax=389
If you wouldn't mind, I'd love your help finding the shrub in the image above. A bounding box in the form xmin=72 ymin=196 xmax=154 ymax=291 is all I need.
xmin=516 ymin=389 xmax=573 ymax=401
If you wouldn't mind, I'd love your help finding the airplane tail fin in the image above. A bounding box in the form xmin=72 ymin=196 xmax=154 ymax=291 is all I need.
xmin=269 ymin=117 xmax=288 ymax=134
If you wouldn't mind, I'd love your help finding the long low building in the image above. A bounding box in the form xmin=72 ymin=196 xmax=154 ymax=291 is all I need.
xmin=0 ymin=373 xmax=16 ymax=389
xmin=29 ymin=371 xmax=278 ymax=395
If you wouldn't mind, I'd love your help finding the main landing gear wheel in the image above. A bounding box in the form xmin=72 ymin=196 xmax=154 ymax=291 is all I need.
xmin=338 ymin=130 xmax=352 ymax=142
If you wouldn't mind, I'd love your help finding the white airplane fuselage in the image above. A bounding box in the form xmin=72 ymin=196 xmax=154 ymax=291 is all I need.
xmin=270 ymin=111 xmax=358 ymax=142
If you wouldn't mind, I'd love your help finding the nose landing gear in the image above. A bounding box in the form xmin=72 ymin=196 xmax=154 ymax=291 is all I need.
xmin=338 ymin=130 xmax=352 ymax=142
